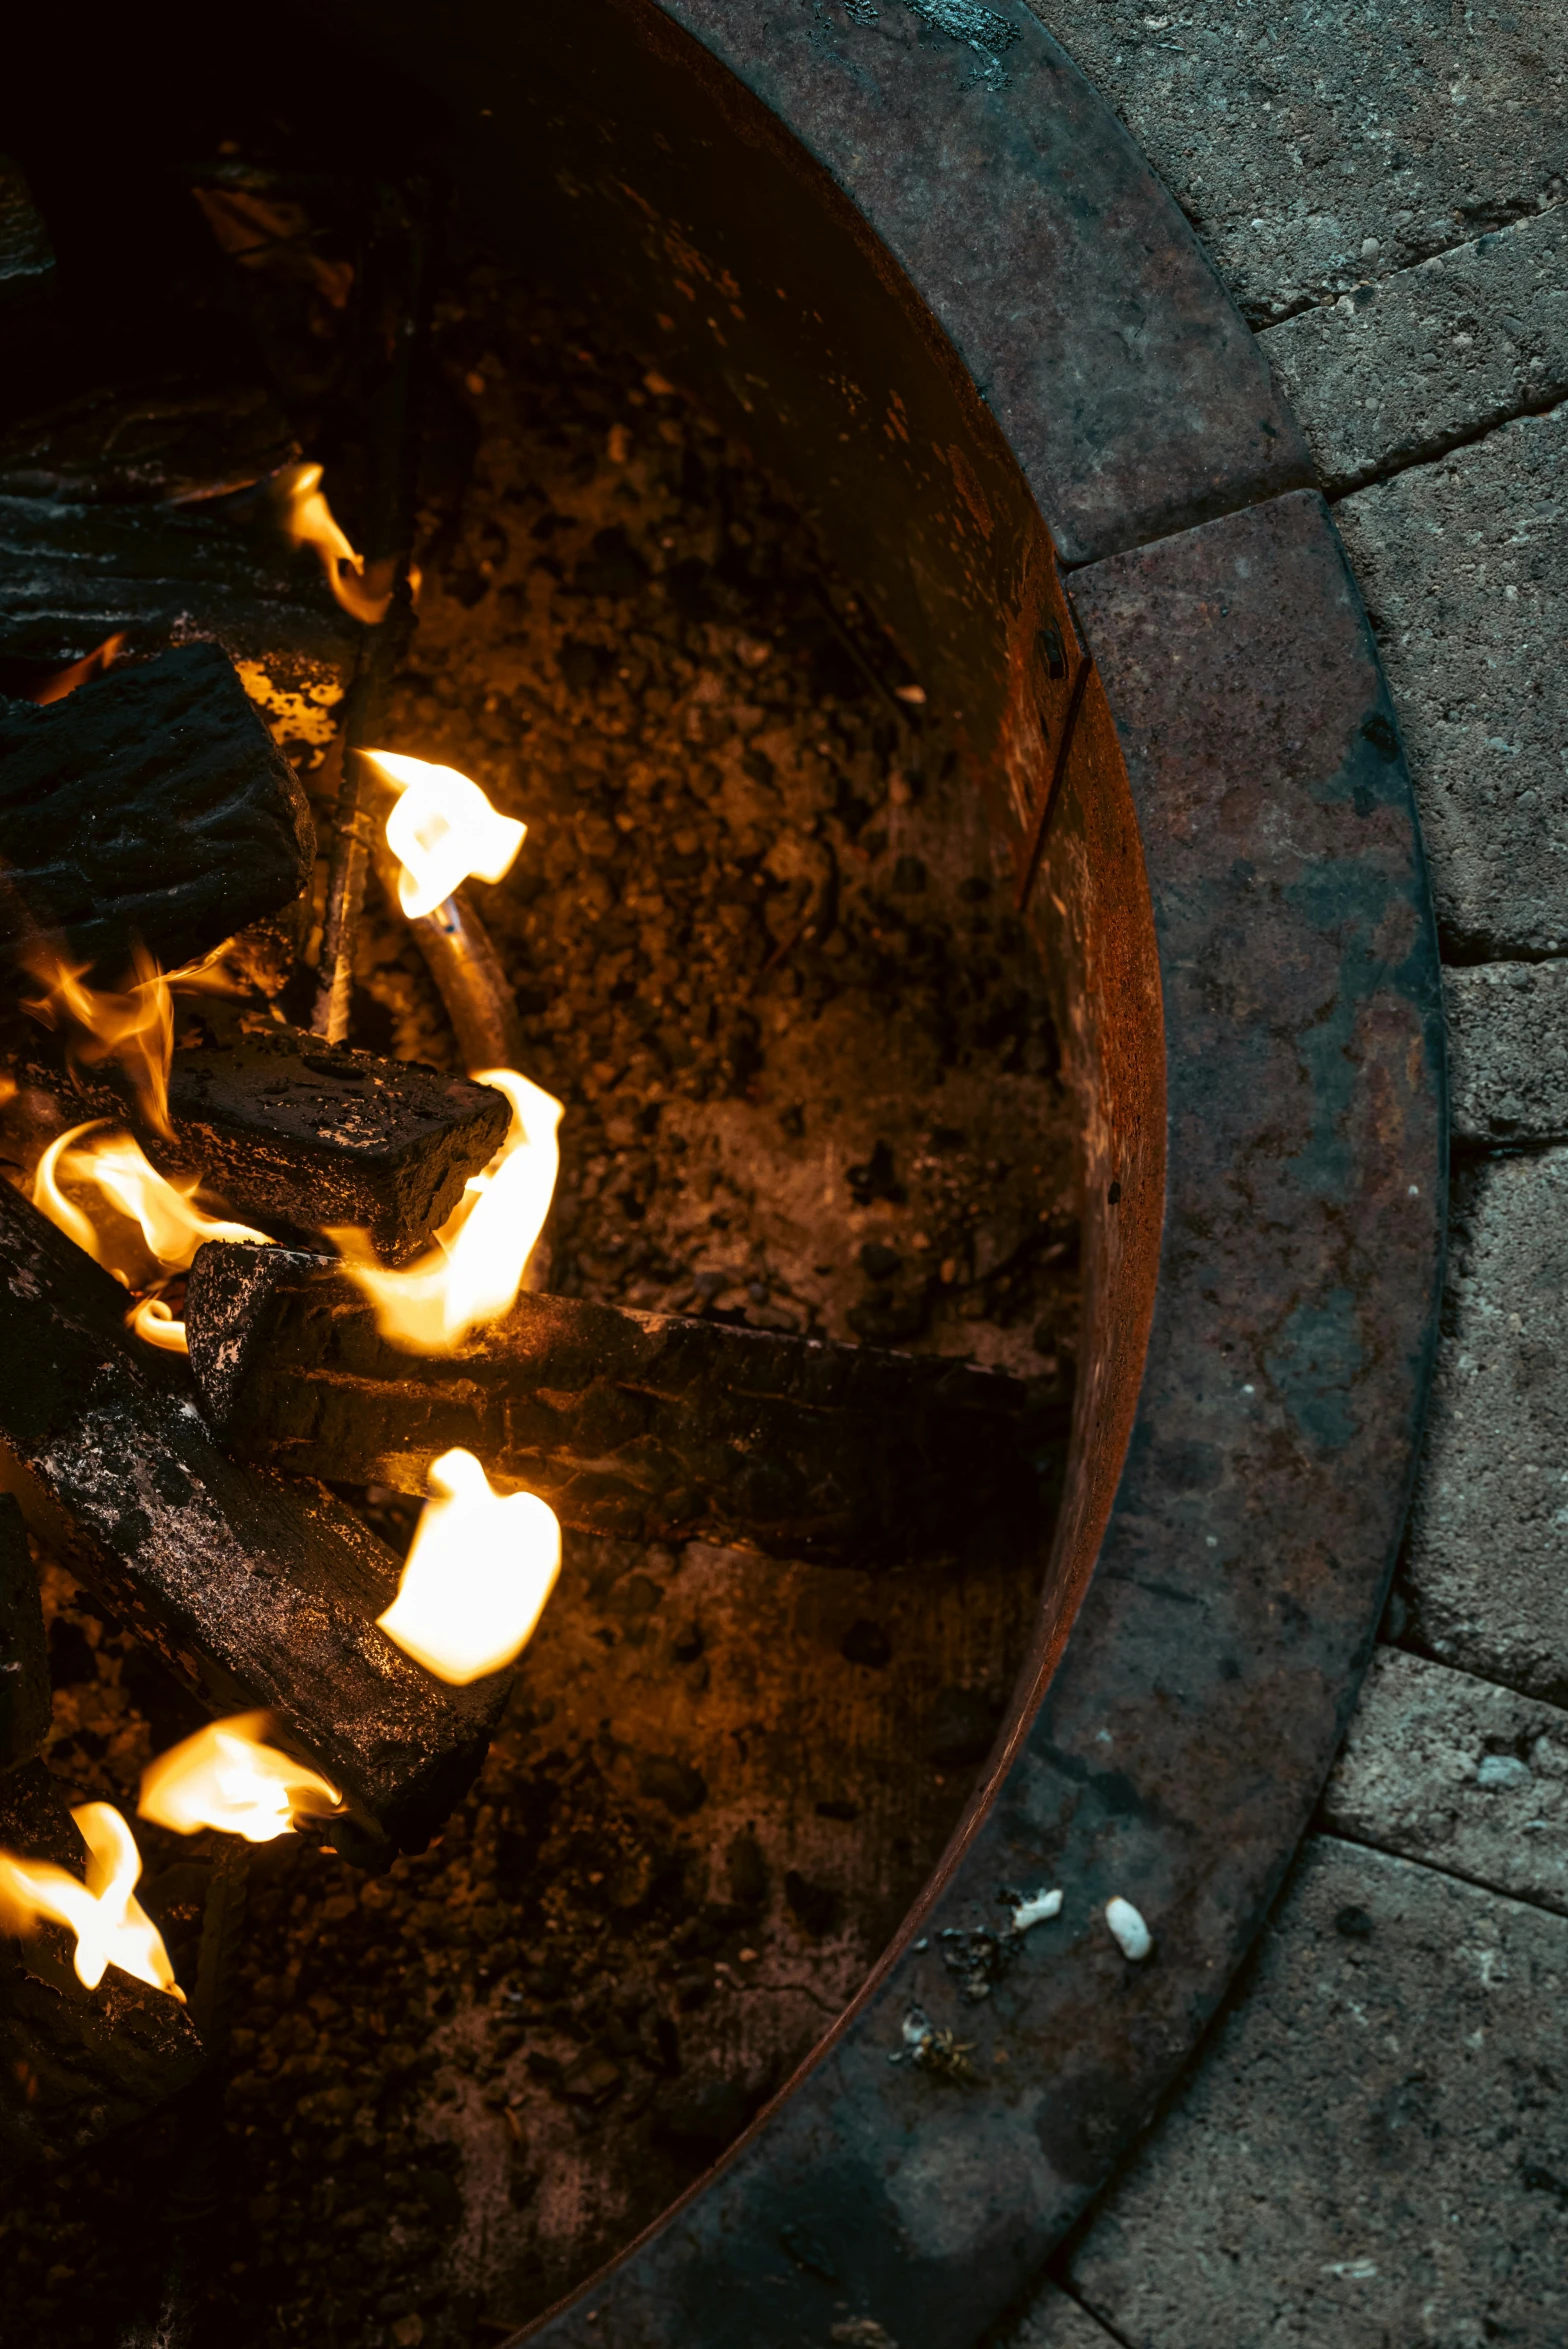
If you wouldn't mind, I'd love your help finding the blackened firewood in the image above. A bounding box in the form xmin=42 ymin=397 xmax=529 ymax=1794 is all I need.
xmin=0 ymin=1021 xmax=512 ymax=1264
xmin=0 ymin=155 xmax=53 ymax=307
xmin=0 ymin=379 xmax=298 ymax=505
xmin=0 ymin=1183 xmax=506 ymax=1848
xmin=0 ymin=1759 xmax=204 ymax=2176
xmin=187 ymin=1247 xmax=1058 ymax=1570
xmin=0 ymin=1496 xmax=49 ymax=1771
xmin=0 ymin=643 xmax=313 ymax=993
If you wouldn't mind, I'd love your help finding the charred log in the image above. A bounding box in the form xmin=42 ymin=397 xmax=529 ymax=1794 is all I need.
xmin=0 ymin=380 xmax=298 ymax=506
xmin=0 ymin=1761 xmax=204 ymax=2177
xmin=0 ymin=1496 xmax=49 ymax=1772
xmin=0 ymin=643 xmax=313 ymax=993
xmin=0 ymin=1022 xmax=512 ymax=1264
xmin=0 ymin=1183 xmax=506 ymax=1848
xmin=0 ymin=155 xmax=53 ymax=307
xmin=186 ymin=1246 xmax=1059 ymax=1570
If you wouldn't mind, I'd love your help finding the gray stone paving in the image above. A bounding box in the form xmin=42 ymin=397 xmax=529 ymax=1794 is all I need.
xmin=1445 ymin=957 xmax=1568 ymax=1143
xmin=1005 ymin=2282 xmax=1124 ymax=2348
xmin=1323 ymin=1646 xmax=1568 ymax=1913
xmin=1403 ymin=1147 xmax=1568 ymax=1706
xmin=1023 ymin=0 xmax=1568 ymax=323
xmin=1261 ymin=206 xmax=1568 ymax=493
xmin=1335 ymin=404 xmax=1568 ymax=957
xmin=1067 ymin=1839 xmax=1568 ymax=2349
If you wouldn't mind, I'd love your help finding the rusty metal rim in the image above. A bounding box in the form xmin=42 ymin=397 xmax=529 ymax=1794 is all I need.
xmin=321 ymin=5 xmax=1447 ymax=2341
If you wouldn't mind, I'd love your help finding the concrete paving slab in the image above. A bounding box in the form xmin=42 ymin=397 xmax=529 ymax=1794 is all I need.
xmin=1066 ymin=1837 xmax=1568 ymax=2349
xmin=1262 ymin=207 xmax=1568 ymax=493
xmin=1334 ymin=406 xmax=1568 ymax=956
xmin=1006 ymin=2281 xmax=1126 ymax=2348
xmin=1026 ymin=0 xmax=1568 ymax=324
xmin=1403 ymin=1147 xmax=1568 ymax=1706
xmin=1445 ymin=958 xmax=1568 ymax=1144
xmin=1323 ymin=1645 xmax=1568 ymax=1913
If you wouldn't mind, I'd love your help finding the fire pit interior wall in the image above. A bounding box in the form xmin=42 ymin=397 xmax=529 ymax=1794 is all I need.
xmin=0 ymin=7 xmax=1135 ymax=2342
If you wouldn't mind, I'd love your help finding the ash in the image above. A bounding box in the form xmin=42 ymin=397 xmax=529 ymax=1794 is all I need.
xmin=1 ymin=254 xmax=1079 ymax=2349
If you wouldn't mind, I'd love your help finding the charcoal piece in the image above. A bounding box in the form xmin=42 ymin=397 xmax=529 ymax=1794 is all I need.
xmin=0 ymin=1760 xmax=204 ymax=2175
xmin=186 ymin=1247 xmax=1057 ymax=1569
xmin=0 ymin=1495 xmax=49 ymax=1770
xmin=0 ymin=1183 xmax=506 ymax=1848
xmin=0 ymin=380 xmax=298 ymax=505
xmin=0 ymin=643 xmax=314 ymax=991
xmin=0 ymin=155 xmax=53 ymax=306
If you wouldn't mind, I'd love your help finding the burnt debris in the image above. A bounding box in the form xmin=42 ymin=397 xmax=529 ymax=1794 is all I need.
xmin=0 ymin=1182 xmax=506 ymax=1849
xmin=0 ymin=644 xmax=314 ymax=991
xmin=0 ymin=1497 xmax=49 ymax=1770
xmin=186 ymin=1245 xmax=1060 ymax=1569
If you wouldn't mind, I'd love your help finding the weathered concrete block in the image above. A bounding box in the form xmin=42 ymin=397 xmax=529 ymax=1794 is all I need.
xmin=1026 ymin=0 xmax=1568 ymax=323
xmin=1323 ymin=1645 xmax=1568 ymax=1915
xmin=1335 ymin=409 xmax=1568 ymax=957
xmin=1068 ymin=1838 xmax=1568 ymax=2347
xmin=1262 ymin=209 xmax=1568 ymax=494
xmin=1403 ymin=1148 xmax=1568 ymax=1706
xmin=1007 ymin=2282 xmax=1124 ymax=2349
xmin=1444 ymin=957 xmax=1568 ymax=1144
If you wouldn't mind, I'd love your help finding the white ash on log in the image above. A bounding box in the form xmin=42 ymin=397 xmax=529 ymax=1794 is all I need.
xmin=187 ymin=1246 xmax=1059 ymax=1570
xmin=0 ymin=1497 xmax=49 ymax=1771
xmin=0 ymin=1183 xmax=507 ymax=1848
xmin=0 ymin=1761 xmax=204 ymax=2175
xmin=0 ymin=643 xmax=313 ymax=991
xmin=0 ymin=1020 xmax=512 ymax=1264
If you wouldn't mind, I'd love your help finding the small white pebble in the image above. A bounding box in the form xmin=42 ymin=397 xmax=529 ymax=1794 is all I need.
xmin=1476 ymin=1753 xmax=1531 ymax=1791
xmin=1106 ymin=1896 xmax=1153 ymax=1961
xmin=1011 ymin=1888 xmax=1064 ymax=1933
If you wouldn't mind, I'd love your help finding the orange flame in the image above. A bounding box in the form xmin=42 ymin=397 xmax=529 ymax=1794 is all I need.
xmin=271 ymin=461 xmax=397 ymax=626
xmin=377 ymin=1448 xmax=561 ymax=1685
xmin=25 ymin=946 xmax=174 ymax=1138
xmin=31 ymin=633 xmax=127 ymax=706
xmin=364 ymin=750 xmax=527 ymax=918
xmin=327 ymin=1069 xmax=560 ymax=1354
xmin=139 ymin=1711 xmax=341 ymax=1844
xmin=0 ymin=1802 xmax=183 ymax=2000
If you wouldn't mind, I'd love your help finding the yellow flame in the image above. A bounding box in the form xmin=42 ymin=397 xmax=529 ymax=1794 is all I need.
xmin=0 ymin=1802 xmax=183 ymax=2000
xmin=377 ymin=1449 xmax=561 ymax=1685
xmin=139 ymin=1711 xmax=341 ymax=1845
xmin=128 ymin=1292 xmax=191 ymax=1354
xmin=328 ymin=1069 xmax=560 ymax=1355
xmin=25 ymin=946 xmax=174 ymax=1138
xmin=364 ymin=750 xmax=527 ymax=918
xmin=34 ymin=1124 xmax=270 ymax=1282
xmin=271 ymin=461 xmax=394 ymax=626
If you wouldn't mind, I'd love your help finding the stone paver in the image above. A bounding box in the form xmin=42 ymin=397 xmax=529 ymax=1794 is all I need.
xmin=1067 ymin=1838 xmax=1568 ymax=2349
xmin=1403 ymin=1148 xmax=1568 ymax=1707
xmin=1334 ymin=405 xmax=1568 ymax=957
xmin=1445 ymin=957 xmax=1568 ymax=1143
xmin=1006 ymin=2281 xmax=1124 ymax=2348
xmin=1024 ymin=0 xmax=1568 ymax=323
xmin=1323 ymin=1645 xmax=1568 ymax=1913
xmin=1262 ymin=206 xmax=1568 ymax=492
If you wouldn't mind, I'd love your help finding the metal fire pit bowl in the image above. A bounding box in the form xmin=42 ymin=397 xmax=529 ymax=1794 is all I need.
xmin=318 ymin=5 xmax=1441 ymax=2339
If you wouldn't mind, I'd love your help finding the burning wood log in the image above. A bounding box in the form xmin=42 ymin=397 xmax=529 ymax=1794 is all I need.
xmin=1 ymin=1022 xmax=514 ymax=1263
xmin=0 ymin=379 xmax=298 ymax=506
xmin=0 ymin=1497 xmax=49 ymax=1771
xmin=0 ymin=643 xmax=313 ymax=992
xmin=0 ymin=1181 xmax=507 ymax=1848
xmin=186 ymin=1246 xmax=1057 ymax=1570
xmin=0 ymin=1761 xmax=204 ymax=2175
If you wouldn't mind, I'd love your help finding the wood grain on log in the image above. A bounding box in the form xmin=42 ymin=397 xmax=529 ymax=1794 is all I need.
xmin=0 ymin=380 xmax=297 ymax=506
xmin=187 ymin=1245 xmax=1060 ymax=1570
xmin=0 ymin=1183 xmax=506 ymax=1848
xmin=0 ymin=644 xmax=314 ymax=992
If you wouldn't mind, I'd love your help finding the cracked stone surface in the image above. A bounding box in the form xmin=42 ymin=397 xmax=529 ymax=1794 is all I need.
xmin=1445 ymin=957 xmax=1568 ymax=1143
xmin=1334 ymin=405 xmax=1568 ymax=956
xmin=1067 ymin=1838 xmax=1568 ymax=2349
xmin=1402 ymin=1148 xmax=1568 ymax=1707
xmin=1006 ymin=2282 xmax=1125 ymax=2348
xmin=1261 ymin=205 xmax=1568 ymax=492
xmin=1026 ymin=0 xmax=1568 ymax=324
xmin=1323 ymin=1646 xmax=1568 ymax=1914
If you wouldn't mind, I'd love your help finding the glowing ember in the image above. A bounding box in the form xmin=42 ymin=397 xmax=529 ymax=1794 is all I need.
xmin=364 ymin=750 xmax=527 ymax=918
xmin=271 ymin=460 xmax=395 ymax=626
xmin=378 ymin=1448 xmax=561 ymax=1685
xmin=25 ymin=946 xmax=175 ymax=1137
xmin=0 ymin=1801 xmax=183 ymax=2000
xmin=140 ymin=1711 xmax=341 ymax=1844
xmin=328 ymin=1068 xmax=561 ymax=1354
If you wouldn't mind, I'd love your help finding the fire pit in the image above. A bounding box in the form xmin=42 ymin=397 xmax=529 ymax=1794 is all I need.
xmin=0 ymin=6 xmax=1443 ymax=2347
